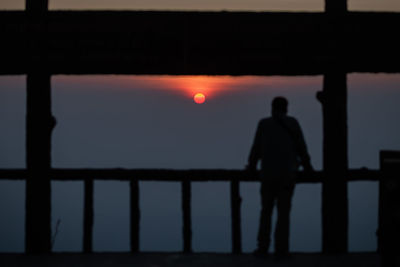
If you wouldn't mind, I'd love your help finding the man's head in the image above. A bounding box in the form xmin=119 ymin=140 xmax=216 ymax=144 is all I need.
xmin=271 ymin=96 xmax=288 ymax=116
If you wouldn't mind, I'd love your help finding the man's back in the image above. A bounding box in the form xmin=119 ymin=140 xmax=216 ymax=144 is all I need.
xmin=248 ymin=114 xmax=309 ymax=183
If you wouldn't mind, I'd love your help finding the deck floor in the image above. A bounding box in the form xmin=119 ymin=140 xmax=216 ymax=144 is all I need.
xmin=0 ymin=252 xmax=380 ymax=267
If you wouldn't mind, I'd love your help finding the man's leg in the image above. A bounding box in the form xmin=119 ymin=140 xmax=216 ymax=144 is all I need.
xmin=256 ymin=182 xmax=275 ymax=252
xmin=274 ymin=184 xmax=295 ymax=255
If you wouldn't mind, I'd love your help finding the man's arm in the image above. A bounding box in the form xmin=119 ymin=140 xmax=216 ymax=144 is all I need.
xmin=247 ymin=121 xmax=262 ymax=170
xmin=293 ymin=120 xmax=313 ymax=172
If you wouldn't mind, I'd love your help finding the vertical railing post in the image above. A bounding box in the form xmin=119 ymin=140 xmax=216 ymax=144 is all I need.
xmin=182 ymin=180 xmax=192 ymax=253
xmin=317 ymin=72 xmax=348 ymax=253
xmin=230 ymin=179 xmax=242 ymax=254
xmin=379 ymin=151 xmax=400 ymax=267
xmin=130 ymin=179 xmax=140 ymax=253
xmin=83 ymin=179 xmax=94 ymax=253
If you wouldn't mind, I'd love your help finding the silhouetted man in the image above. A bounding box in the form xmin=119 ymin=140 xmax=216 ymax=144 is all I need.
xmin=247 ymin=96 xmax=313 ymax=259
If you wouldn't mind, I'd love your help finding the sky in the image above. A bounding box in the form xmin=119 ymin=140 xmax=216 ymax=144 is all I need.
xmin=1 ymin=0 xmax=400 ymax=11
xmin=0 ymin=74 xmax=399 ymax=253
xmin=0 ymin=0 xmax=399 ymax=255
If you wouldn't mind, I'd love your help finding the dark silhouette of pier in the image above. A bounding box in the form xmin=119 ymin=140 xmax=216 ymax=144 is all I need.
xmin=0 ymin=0 xmax=399 ymax=266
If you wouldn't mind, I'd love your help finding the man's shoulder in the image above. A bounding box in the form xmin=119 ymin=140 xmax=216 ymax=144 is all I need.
xmin=284 ymin=116 xmax=299 ymax=123
xmin=283 ymin=116 xmax=302 ymax=131
xmin=258 ymin=117 xmax=273 ymax=125
xmin=258 ymin=116 xmax=300 ymax=129
xmin=260 ymin=116 xmax=298 ymax=123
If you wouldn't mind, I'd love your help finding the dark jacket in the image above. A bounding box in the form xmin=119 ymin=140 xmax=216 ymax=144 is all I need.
xmin=248 ymin=114 xmax=311 ymax=184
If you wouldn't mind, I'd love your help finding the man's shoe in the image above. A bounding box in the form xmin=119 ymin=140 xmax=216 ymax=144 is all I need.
xmin=273 ymin=252 xmax=293 ymax=261
xmin=252 ymin=249 xmax=269 ymax=258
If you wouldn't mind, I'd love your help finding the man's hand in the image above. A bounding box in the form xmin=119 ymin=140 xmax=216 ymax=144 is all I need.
xmin=302 ymin=160 xmax=314 ymax=173
xmin=245 ymin=164 xmax=258 ymax=178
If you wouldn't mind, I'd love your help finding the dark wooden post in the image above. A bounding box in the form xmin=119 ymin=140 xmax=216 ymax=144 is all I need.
xmin=25 ymin=73 xmax=54 ymax=253
xmin=83 ymin=179 xmax=94 ymax=253
xmin=130 ymin=180 xmax=140 ymax=252
xmin=379 ymin=151 xmax=400 ymax=267
xmin=317 ymin=72 xmax=348 ymax=253
xmin=325 ymin=0 xmax=347 ymax=13
xmin=182 ymin=180 xmax=192 ymax=253
xmin=26 ymin=0 xmax=48 ymax=15
xmin=230 ymin=180 xmax=242 ymax=254
xmin=25 ymin=0 xmax=52 ymax=254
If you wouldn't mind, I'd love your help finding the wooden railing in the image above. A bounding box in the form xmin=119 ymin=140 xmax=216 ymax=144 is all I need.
xmin=0 ymin=168 xmax=379 ymax=253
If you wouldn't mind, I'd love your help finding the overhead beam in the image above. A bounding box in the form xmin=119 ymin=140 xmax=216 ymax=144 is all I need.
xmin=0 ymin=12 xmax=399 ymax=75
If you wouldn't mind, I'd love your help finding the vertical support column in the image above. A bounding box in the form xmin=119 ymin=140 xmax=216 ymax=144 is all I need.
xmin=182 ymin=180 xmax=192 ymax=253
xmin=26 ymin=0 xmax=48 ymax=15
xmin=317 ymin=72 xmax=348 ymax=253
xmin=130 ymin=179 xmax=140 ymax=253
xmin=230 ymin=180 xmax=242 ymax=254
xmin=83 ymin=179 xmax=94 ymax=253
xmin=26 ymin=73 xmax=54 ymax=253
xmin=325 ymin=0 xmax=347 ymax=14
xmin=25 ymin=0 xmax=51 ymax=253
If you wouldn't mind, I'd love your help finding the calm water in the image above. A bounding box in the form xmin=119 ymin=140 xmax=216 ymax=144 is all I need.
xmin=1 ymin=74 xmax=399 ymax=252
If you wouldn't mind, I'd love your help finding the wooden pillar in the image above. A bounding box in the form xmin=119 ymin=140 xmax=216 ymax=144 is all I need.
xmin=25 ymin=73 xmax=54 ymax=253
xmin=182 ymin=180 xmax=192 ymax=253
xmin=25 ymin=0 xmax=52 ymax=254
xmin=26 ymin=0 xmax=48 ymax=15
xmin=83 ymin=179 xmax=94 ymax=253
xmin=130 ymin=180 xmax=140 ymax=252
xmin=317 ymin=72 xmax=348 ymax=253
xmin=325 ymin=0 xmax=347 ymax=13
xmin=230 ymin=180 xmax=242 ymax=254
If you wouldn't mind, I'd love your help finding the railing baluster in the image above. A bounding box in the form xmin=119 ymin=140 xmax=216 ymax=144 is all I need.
xmin=83 ymin=179 xmax=94 ymax=253
xmin=182 ymin=180 xmax=192 ymax=253
xmin=230 ymin=180 xmax=242 ymax=254
xmin=130 ymin=179 xmax=140 ymax=253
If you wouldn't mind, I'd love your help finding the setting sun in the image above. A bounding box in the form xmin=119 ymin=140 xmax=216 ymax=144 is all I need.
xmin=194 ymin=93 xmax=206 ymax=104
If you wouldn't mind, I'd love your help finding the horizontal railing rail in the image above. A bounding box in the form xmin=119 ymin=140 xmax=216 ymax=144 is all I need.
xmin=0 ymin=168 xmax=380 ymax=182
xmin=0 ymin=168 xmax=380 ymax=254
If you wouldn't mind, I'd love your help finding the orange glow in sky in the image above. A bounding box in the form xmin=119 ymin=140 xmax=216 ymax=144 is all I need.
xmin=122 ymin=75 xmax=268 ymax=100
xmin=194 ymin=93 xmax=206 ymax=104
xmin=175 ymin=76 xmax=229 ymax=98
xmin=54 ymin=75 xmax=322 ymax=102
